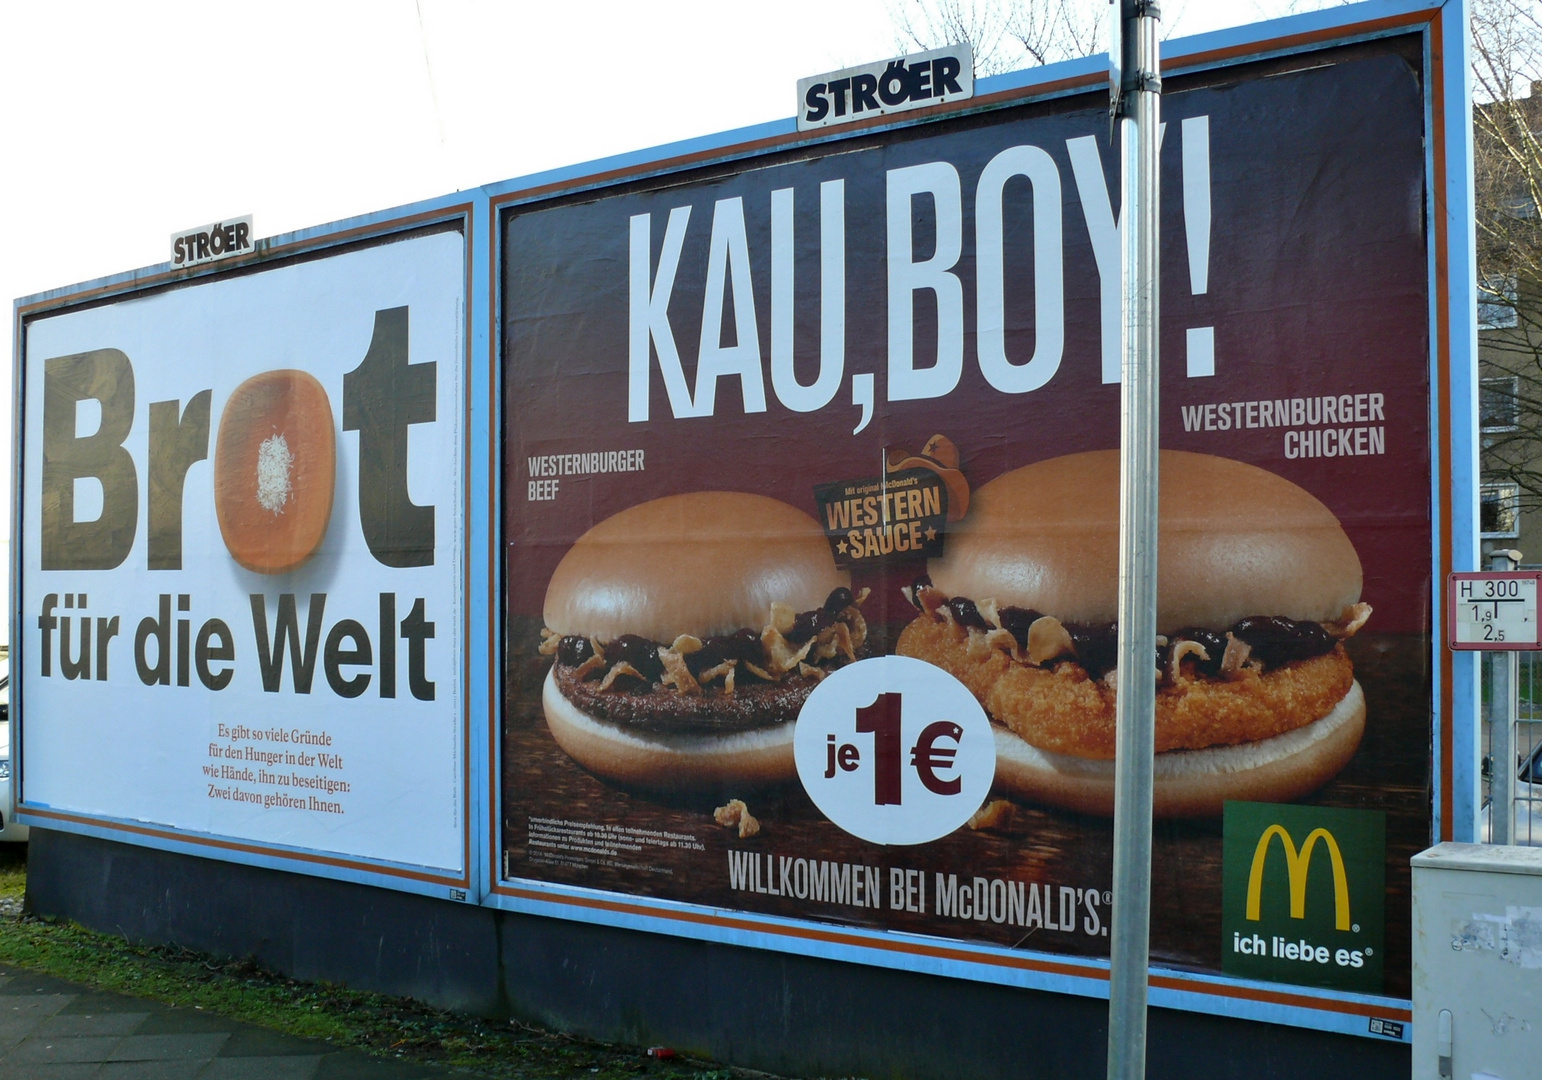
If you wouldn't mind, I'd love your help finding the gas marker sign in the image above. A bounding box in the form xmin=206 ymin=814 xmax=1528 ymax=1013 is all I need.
xmin=1447 ymin=572 xmax=1542 ymax=650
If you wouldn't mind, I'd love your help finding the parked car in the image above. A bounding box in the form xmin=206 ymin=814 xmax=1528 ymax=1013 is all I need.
xmin=0 ymin=660 xmax=27 ymax=842
xmin=1482 ymin=737 xmax=1542 ymax=844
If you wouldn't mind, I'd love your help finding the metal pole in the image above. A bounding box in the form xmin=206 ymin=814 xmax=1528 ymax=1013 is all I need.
xmin=1490 ymin=549 xmax=1518 ymax=844
xmin=1107 ymin=2 xmax=1161 ymax=1078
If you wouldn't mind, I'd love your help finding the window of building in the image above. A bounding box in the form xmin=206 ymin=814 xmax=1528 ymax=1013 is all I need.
xmin=1482 ymin=375 xmax=1521 ymax=431
xmin=1482 ymin=481 xmax=1522 ymax=538
xmin=1480 ymin=274 xmax=1520 ymax=329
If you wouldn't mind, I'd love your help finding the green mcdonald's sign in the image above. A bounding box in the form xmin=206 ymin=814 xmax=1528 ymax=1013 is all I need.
xmin=1221 ymin=801 xmax=1385 ymax=993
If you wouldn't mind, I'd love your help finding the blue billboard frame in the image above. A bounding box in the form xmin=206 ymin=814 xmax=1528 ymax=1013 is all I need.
xmin=9 ymin=198 xmax=497 ymax=905
xmin=480 ymin=0 xmax=1476 ymax=1043
xmin=7 ymin=0 xmax=1476 ymax=1046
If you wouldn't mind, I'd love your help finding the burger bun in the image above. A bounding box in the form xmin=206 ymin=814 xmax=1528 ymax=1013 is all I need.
xmin=543 ymin=491 xmax=845 ymax=643
xmin=930 ymin=450 xmax=1362 ymax=633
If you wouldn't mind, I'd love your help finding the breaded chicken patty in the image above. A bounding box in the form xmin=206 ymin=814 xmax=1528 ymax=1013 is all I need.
xmin=896 ymin=615 xmax=1355 ymax=759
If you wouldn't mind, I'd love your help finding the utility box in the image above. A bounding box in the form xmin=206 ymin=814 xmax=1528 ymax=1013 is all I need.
xmin=1412 ymin=843 xmax=1542 ymax=1079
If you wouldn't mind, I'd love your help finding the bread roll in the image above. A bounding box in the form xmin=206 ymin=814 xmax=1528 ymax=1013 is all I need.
xmin=214 ymin=369 xmax=335 ymax=575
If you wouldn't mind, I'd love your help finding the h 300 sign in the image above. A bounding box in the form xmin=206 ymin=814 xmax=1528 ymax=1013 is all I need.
xmin=1448 ymin=571 xmax=1542 ymax=650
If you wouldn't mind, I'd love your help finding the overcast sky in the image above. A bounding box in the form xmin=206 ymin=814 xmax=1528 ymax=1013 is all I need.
xmin=0 ymin=0 xmax=1324 ymax=507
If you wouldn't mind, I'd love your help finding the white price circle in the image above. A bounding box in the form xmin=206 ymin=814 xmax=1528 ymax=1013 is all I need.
xmin=794 ymin=656 xmax=995 ymax=845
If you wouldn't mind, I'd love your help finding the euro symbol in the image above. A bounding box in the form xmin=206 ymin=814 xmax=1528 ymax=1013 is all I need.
xmin=910 ymin=720 xmax=963 ymax=795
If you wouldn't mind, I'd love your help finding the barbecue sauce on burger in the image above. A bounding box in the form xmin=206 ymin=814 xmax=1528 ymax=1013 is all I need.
xmin=906 ymin=573 xmax=1345 ymax=680
xmin=541 ymin=588 xmax=867 ymax=733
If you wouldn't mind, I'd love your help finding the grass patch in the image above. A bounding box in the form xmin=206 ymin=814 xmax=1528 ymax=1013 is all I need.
xmin=0 ymin=846 xmax=761 ymax=1079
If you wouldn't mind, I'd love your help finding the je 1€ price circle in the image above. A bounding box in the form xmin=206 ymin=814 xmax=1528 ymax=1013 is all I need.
xmin=794 ymin=656 xmax=994 ymax=845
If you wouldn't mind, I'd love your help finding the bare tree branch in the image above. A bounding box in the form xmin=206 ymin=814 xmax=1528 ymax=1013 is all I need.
xmin=1007 ymin=0 xmax=1104 ymax=68
xmin=887 ymin=0 xmax=1104 ymax=75
xmin=1474 ymin=1 xmax=1542 ymax=520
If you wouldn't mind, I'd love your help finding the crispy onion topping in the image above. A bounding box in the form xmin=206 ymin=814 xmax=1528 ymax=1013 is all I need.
xmin=1027 ymin=615 xmax=1075 ymax=666
xmin=572 ymin=655 xmax=606 ymax=681
xmin=542 ymin=587 xmax=866 ymax=695
xmin=597 ymin=661 xmax=646 ymax=692
xmin=1168 ymin=639 xmax=1211 ymax=683
xmin=1328 ymin=602 xmax=1373 ymax=638
xmin=658 ymin=647 xmax=701 ymax=696
xmin=1219 ymin=633 xmax=1253 ymax=678
xmin=918 ymin=588 xmax=1370 ymax=686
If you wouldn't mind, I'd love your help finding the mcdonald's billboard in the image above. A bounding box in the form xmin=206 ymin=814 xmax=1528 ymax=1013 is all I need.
xmin=12 ymin=0 xmax=1472 ymax=1044
xmin=498 ymin=18 xmax=1435 ymax=1017
xmin=1221 ymin=801 xmax=1385 ymax=992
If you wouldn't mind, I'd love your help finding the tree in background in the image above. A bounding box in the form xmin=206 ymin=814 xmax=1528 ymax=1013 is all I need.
xmin=888 ymin=0 xmax=1105 ymax=74
xmin=1471 ymin=0 xmax=1542 ymax=533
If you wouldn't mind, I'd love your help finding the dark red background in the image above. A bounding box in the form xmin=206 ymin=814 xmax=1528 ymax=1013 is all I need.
xmin=504 ymin=42 xmax=1430 ymax=635
xmin=500 ymin=38 xmax=1433 ymax=992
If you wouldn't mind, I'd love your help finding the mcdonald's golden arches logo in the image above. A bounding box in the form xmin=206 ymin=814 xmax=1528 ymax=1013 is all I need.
xmin=1221 ymin=801 xmax=1384 ymax=993
xmin=1245 ymin=824 xmax=1351 ymax=931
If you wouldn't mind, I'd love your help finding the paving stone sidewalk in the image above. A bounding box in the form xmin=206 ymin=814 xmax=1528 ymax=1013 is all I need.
xmin=0 ymin=965 xmax=482 ymax=1079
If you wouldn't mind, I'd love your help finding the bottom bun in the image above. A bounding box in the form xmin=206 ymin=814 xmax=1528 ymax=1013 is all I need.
xmin=993 ymin=680 xmax=1366 ymax=818
xmin=542 ymin=668 xmax=797 ymax=791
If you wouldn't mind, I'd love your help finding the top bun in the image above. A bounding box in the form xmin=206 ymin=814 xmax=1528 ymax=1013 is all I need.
xmin=929 ymin=450 xmax=1361 ymax=633
xmin=544 ymin=492 xmax=847 ymax=642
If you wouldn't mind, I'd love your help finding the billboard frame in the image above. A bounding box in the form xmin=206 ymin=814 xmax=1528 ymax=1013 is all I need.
xmin=4 ymin=0 xmax=1477 ymax=1047
xmin=9 ymin=194 xmax=496 ymax=904
xmin=481 ymin=0 xmax=1476 ymax=1042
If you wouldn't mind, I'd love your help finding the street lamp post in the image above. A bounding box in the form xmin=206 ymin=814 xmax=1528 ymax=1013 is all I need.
xmin=1107 ymin=1 xmax=1162 ymax=1078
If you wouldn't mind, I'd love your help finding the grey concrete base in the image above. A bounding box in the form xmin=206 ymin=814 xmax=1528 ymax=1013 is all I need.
xmin=27 ymin=828 xmax=1410 ymax=1080
xmin=0 ymin=963 xmax=456 ymax=1078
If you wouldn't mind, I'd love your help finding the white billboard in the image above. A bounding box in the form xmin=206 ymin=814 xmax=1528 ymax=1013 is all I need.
xmin=18 ymin=228 xmax=466 ymax=874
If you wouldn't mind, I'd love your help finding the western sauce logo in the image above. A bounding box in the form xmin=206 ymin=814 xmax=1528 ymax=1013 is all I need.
xmin=813 ymin=468 xmax=948 ymax=569
xmin=1221 ymin=801 xmax=1385 ymax=993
